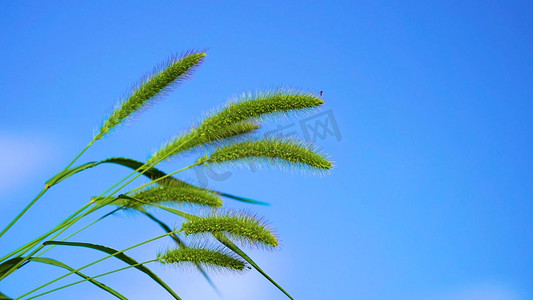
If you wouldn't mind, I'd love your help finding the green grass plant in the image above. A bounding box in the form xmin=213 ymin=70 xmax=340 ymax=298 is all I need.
xmin=0 ymin=50 xmax=332 ymax=300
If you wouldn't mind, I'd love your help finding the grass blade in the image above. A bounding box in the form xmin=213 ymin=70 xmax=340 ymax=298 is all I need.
xmin=28 ymin=257 xmax=126 ymax=299
xmin=214 ymin=234 xmax=294 ymax=300
xmin=0 ymin=291 xmax=11 ymax=300
xmin=215 ymin=192 xmax=269 ymax=206
xmin=124 ymin=198 xmax=197 ymax=220
xmin=45 ymin=157 xmax=269 ymax=205
xmin=43 ymin=241 xmax=181 ymax=300
xmin=0 ymin=257 xmax=24 ymax=279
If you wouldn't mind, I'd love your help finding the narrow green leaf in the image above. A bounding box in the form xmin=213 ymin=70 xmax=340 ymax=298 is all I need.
xmin=28 ymin=257 xmax=126 ymax=300
xmin=214 ymin=234 xmax=294 ymax=300
xmin=143 ymin=212 xmax=185 ymax=246
xmin=216 ymin=192 xmax=269 ymax=206
xmin=0 ymin=291 xmax=11 ymax=300
xmin=0 ymin=257 xmax=24 ymax=279
xmin=124 ymin=197 xmax=197 ymax=220
xmin=43 ymin=240 xmax=181 ymax=300
xmin=45 ymin=158 xmax=153 ymax=187
xmin=45 ymin=157 xmax=269 ymax=205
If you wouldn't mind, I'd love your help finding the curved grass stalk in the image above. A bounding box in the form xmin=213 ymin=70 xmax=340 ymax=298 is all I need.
xmin=0 ymin=188 xmax=48 ymax=240
xmin=0 ymin=201 xmax=95 ymax=278
xmin=19 ymin=259 xmax=159 ymax=300
xmin=27 ymin=257 xmax=127 ymax=300
xmin=15 ymin=231 xmax=177 ymax=300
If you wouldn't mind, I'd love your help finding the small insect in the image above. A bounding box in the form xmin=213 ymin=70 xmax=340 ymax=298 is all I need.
xmin=319 ymin=90 xmax=323 ymax=97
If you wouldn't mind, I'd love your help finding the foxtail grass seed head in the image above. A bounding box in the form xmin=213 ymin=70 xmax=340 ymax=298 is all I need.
xmin=122 ymin=185 xmax=222 ymax=210
xmin=147 ymin=121 xmax=259 ymax=164
xmin=96 ymin=51 xmax=206 ymax=140
xmin=196 ymin=90 xmax=323 ymax=140
xmin=181 ymin=213 xmax=279 ymax=248
xmin=158 ymin=247 xmax=247 ymax=272
xmin=204 ymin=138 xmax=333 ymax=171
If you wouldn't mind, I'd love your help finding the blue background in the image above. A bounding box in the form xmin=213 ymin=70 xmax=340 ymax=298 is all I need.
xmin=1 ymin=1 xmax=532 ymax=299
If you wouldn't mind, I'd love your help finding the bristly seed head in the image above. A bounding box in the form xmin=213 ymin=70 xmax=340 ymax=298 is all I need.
xmin=119 ymin=185 xmax=222 ymax=210
xmin=95 ymin=51 xmax=206 ymax=140
xmin=158 ymin=246 xmax=247 ymax=272
xmin=204 ymin=137 xmax=333 ymax=171
xmin=196 ymin=90 xmax=324 ymax=140
xmin=181 ymin=212 xmax=279 ymax=248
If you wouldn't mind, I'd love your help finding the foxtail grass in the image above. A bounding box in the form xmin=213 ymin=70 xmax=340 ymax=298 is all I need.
xmin=1 ymin=50 xmax=332 ymax=300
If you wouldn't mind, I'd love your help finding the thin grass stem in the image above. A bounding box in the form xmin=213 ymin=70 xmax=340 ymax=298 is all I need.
xmin=0 ymin=188 xmax=48 ymax=240
xmin=0 ymin=140 xmax=95 ymax=242
xmin=0 ymin=202 xmax=94 ymax=279
xmin=35 ymin=208 xmax=121 ymax=258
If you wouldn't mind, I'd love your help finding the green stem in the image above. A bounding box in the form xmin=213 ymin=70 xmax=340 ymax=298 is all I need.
xmin=0 ymin=202 xmax=94 ymax=279
xmin=35 ymin=208 xmax=120 ymax=258
xmin=125 ymin=162 xmax=200 ymax=195
xmin=64 ymin=139 xmax=95 ymax=171
xmin=20 ymin=259 xmax=159 ymax=300
xmin=0 ymin=188 xmax=48 ymax=239
xmin=0 ymin=140 xmax=95 ymax=241
xmin=1 ymin=137 xmax=195 ymax=279
xmin=40 ymin=161 xmax=198 ymax=251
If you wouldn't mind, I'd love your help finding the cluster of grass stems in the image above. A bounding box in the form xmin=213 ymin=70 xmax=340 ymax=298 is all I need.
xmin=0 ymin=50 xmax=332 ymax=300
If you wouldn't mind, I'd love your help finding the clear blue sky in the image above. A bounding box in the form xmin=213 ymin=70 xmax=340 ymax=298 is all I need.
xmin=1 ymin=1 xmax=532 ymax=299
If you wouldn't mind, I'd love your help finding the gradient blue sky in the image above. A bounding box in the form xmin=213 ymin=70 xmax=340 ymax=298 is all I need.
xmin=1 ymin=1 xmax=532 ymax=299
